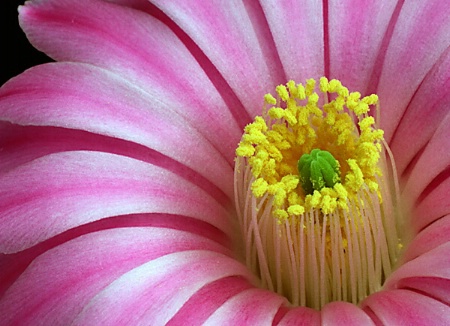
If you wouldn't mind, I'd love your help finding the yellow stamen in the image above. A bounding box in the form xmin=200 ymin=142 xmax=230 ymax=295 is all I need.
xmin=236 ymin=77 xmax=383 ymax=216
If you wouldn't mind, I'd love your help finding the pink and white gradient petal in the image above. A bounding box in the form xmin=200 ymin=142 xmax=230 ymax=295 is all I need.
xmin=375 ymin=244 xmax=450 ymax=321
xmin=413 ymin=179 xmax=450 ymax=234
xmin=403 ymin=214 xmax=450 ymax=262
xmin=0 ymin=62 xmax=234 ymax=197
xmin=376 ymin=0 xmax=450 ymax=141
xmin=390 ymin=48 xmax=450 ymax=176
xmin=276 ymin=306 xmax=321 ymax=326
xmin=321 ymin=302 xmax=374 ymax=326
xmin=385 ymin=243 xmax=450 ymax=289
xmin=260 ymin=0 xmax=324 ymax=82
xmin=19 ymin=0 xmax=243 ymax=160
xmin=166 ymin=276 xmax=254 ymax=325
xmin=402 ymin=113 xmax=450 ymax=226
xmin=0 ymin=125 xmax=230 ymax=210
xmin=151 ymin=0 xmax=282 ymax=119
xmin=202 ymin=288 xmax=286 ymax=325
xmin=328 ymin=0 xmax=397 ymax=93
xmin=362 ymin=289 xmax=450 ymax=326
xmin=0 ymin=151 xmax=231 ymax=254
xmin=72 ymin=250 xmax=256 ymax=325
xmin=394 ymin=277 xmax=450 ymax=307
xmin=0 ymin=227 xmax=231 ymax=325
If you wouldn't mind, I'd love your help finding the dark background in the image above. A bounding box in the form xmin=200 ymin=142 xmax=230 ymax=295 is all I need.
xmin=1 ymin=0 xmax=51 ymax=85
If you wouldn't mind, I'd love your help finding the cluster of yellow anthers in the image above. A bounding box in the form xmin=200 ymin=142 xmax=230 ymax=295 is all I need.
xmin=236 ymin=77 xmax=384 ymax=218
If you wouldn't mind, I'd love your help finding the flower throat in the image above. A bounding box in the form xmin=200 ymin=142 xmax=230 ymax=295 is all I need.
xmin=234 ymin=78 xmax=404 ymax=309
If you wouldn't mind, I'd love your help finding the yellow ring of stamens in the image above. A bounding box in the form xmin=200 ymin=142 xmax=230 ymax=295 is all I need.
xmin=236 ymin=77 xmax=383 ymax=216
xmin=234 ymin=78 xmax=404 ymax=308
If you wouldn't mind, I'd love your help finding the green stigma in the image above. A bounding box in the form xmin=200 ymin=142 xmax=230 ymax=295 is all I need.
xmin=298 ymin=149 xmax=341 ymax=195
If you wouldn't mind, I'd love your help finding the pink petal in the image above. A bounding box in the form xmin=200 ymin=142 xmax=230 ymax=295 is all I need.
xmin=328 ymin=0 xmax=398 ymax=93
xmin=394 ymin=277 xmax=450 ymax=306
xmin=402 ymin=113 xmax=450 ymax=219
xmin=18 ymin=0 xmax=243 ymax=155
xmin=260 ymin=0 xmax=324 ymax=81
xmin=0 ymin=213 xmax=229 ymax=298
xmin=202 ymin=288 xmax=286 ymax=325
xmin=241 ymin=0 xmax=286 ymax=84
xmin=413 ymin=177 xmax=450 ymax=232
xmin=0 ymin=62 xmax=234 ymax=197
xmin=403 ymin=214 xmax=450 ymax=262
xmin=152 ymin=0 xmax=283 ymax=119
xmin=0 ymin=123 xmax=229 ymax=207
xmin=167 ymin=276 xmax=254 ymax=325
xmin=321 ymin=301 xmax=375 ymax=325
xmin=104 ymin=0 xmax=153 ymax=12
xmin=72 ymin=250 xmax=255 ymax=325
xmin=390 ymin=48 xmax=450 ymax=175
xmin=0 ymin=227 xmax=231 ymax=325
xmin=369 ymin=245 xmax=450 ymax=322
xmin=0 ymin=151 xmax=231 ymax=253
xmin=277 ymin=306 xmax=321 ymax=326
xmin=385 ymin=243 xmax=450 ymax=290
xmin=362 ymin=289 xmax=450 ymax=326
xmin=375 ymin=0 xmax=450 ymax=141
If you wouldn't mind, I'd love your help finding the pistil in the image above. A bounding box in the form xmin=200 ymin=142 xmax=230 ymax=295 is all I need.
xmin=298 ymin=149 xmax=341 ymax=195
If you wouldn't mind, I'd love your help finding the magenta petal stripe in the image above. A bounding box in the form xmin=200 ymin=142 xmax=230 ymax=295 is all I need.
xmin=0 ymin=151 xmax=231 ymax=253
xmin=0 ymin=228 xmax=232 ymax=325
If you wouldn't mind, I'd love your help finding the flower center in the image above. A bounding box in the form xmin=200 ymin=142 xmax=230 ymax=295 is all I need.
xmin=234 ymin=78 xmax=404 ymax=309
